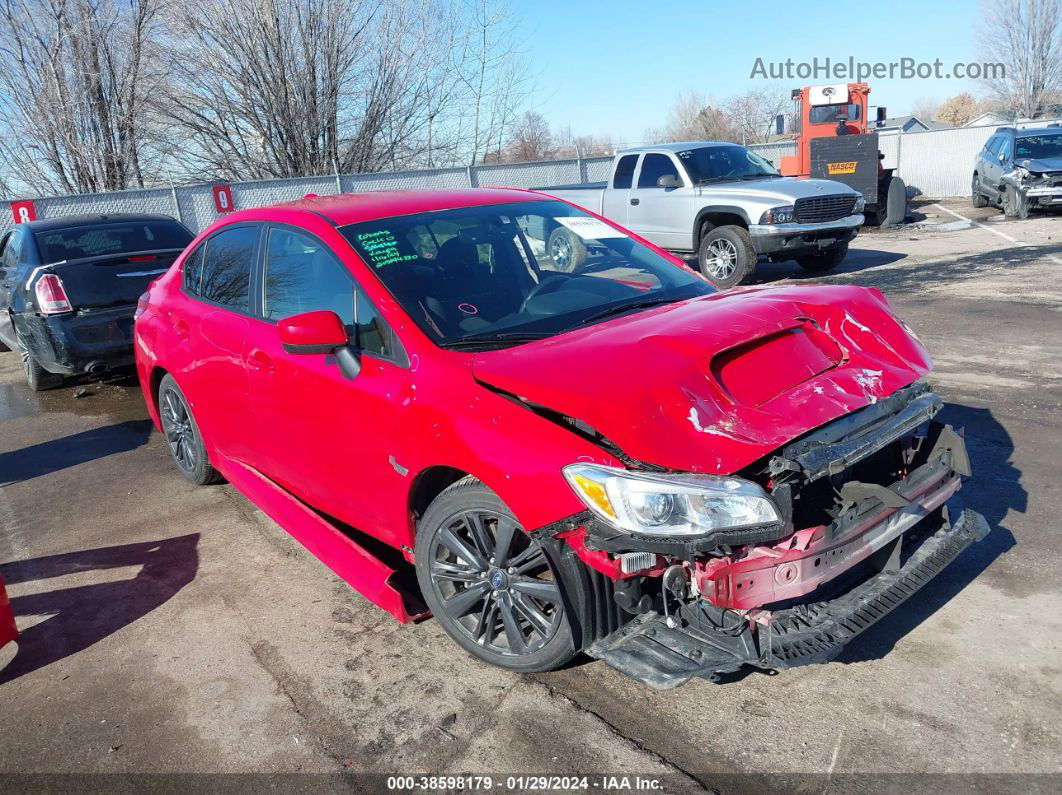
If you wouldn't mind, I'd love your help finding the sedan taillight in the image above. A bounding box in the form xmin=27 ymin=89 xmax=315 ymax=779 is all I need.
xmin=34 ymin=274 xmax=72 ymax=314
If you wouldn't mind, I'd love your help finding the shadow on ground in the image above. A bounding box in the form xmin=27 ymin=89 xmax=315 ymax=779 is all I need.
xmin=0 ymin=534 xmax=199 ymax=684
xmin=0 ymin=419 xmax=153 ymax=486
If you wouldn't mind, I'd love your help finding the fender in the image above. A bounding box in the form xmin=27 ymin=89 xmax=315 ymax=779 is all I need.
xmin=692 ymin=205 xmax=753 ymax=244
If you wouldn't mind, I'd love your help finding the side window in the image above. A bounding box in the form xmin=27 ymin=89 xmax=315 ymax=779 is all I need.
xmin=355 ymin=290 xmax=390 ymax=357
xmin=984 ymin=136 xmax=1001 ymax=156
xmin=612 ymin=155 xmax=638 ymax=189
xmin=998 ymin=137 xmax=1013 ymax=162
xmin=637 ymin=153 xmax=680 ymax=188
xmin=263 ymin=227 xmax=355 ymax=324
xmin=182 ymin=245 xmax=205 ymax=295
xmin=1 ymin=231 xmax=21 ymax=268
xmin=200 ymin=226 xmax=257 ymax=310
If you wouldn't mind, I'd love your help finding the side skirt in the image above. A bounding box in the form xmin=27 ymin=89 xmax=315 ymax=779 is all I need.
xmin=215 ymin=455 xmax=426 ymax=624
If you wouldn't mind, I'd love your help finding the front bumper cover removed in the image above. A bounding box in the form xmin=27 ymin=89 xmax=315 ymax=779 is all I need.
xmin=586 ymin=500 xmax=989 ymax=689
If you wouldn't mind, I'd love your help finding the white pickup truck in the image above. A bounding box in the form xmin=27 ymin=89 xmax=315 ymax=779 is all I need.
xmin=537 ymin=141 xmax=865 ymax=287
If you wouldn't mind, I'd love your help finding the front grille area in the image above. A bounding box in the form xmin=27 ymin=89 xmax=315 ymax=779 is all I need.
xmin=794 ymin=194 xmax=857 ymax=223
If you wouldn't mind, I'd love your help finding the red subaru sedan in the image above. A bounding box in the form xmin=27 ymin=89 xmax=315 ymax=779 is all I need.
xmin=134 ymin=189 xmax=987 ymax=688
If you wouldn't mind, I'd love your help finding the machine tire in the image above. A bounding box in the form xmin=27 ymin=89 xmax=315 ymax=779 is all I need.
xmin=971 ymin=174 xmax=988 ymax=208
xmin=1002 ymin=184 xmax=1031 ymax=219
xmin=546 ymin=226 xmax=588 ymax=272
xmin=796 ymin=243 xmax=848 ymax=273
xmin=698 ymin=226 xmax=756 ymax=288
xmin=158 ymin=374 xmax=222 ymax=486
xmin=415 ymin=476 xmax=578 ymax=672
xmin=16 ymin=330 xmax=62 ymax=391
xmin=882 ymin=176 xmax=907 ymax=226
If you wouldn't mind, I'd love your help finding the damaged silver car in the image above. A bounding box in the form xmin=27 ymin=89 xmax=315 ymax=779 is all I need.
xmin=972 ymin=125 xmax=1062 ymax=218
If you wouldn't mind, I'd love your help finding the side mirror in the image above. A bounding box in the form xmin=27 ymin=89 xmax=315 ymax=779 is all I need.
xmin=279 ymin=310 xmax=349 ymax=355
xmin=998 ymin=152 xmax=1006 ymax=163
xmin=657 ymin=174 xmax=682 ymax=188
xmin=775 ymin=114 xmax=785 ymax=135
xmin=876 ymin=106 xmax=887 ymax=124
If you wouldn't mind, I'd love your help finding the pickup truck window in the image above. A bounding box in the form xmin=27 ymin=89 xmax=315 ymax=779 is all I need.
xmin=341 ymin=200 xmax=713 ymax=348
xmin=637 ymin=154 xmax=680 ymax=188
xmin=613 ymin=155 xmax=638 ymax=189
xmin=677 ymin=145 xmax=780 ymax=184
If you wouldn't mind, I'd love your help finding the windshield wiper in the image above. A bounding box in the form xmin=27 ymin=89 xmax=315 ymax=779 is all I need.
xmin=440 ymin=331 xmax=552 ymax=350
xmin=739 ymin=173 xmax=781 ymax=179
xmin=565 ymin=295 xmax=680 ymax=331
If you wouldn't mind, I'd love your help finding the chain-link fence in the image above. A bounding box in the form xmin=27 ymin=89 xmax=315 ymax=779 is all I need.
xmin=3 ymin=122 xmax=1055 ymax=239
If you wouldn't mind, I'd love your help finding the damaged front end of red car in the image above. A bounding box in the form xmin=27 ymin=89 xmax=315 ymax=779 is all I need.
xmin=533 ymin=381 xmax=988 ymax=689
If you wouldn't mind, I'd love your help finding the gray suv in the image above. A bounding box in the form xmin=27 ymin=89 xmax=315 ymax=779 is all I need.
xmin=972 ymin=125 xmax=1062 ymax=218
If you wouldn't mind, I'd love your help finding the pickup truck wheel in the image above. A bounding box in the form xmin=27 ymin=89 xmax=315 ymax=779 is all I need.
xmin=1003 ymin=184 xmax=1031 ymax=219
xmin=416 ymin=477 xmax=577 ymax=672
xmin=881 ymin=176 xmax=908 ymax=226
xmin=158 ymin=374 xmax=222 ymax=486
xmin=16 ymin=331 xmax=62 ymax=391
xmin=796 ymin=242 xmax=848 ymax=273
xmin=971 ymin=174 xmax=988 ymax=208
xmin=698 ymin=226 xmax=755 ymax=288
xmin=547 ymin=227 xmax=587 ymax=272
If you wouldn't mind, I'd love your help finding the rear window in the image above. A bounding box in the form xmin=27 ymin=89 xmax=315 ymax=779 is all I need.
xmin=34 ymin=221 xmax=192 ymax=264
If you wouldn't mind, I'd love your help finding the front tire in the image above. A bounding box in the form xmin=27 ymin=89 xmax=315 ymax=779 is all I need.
xmin=698 ymin=225 xmax=756 ymax=288
xmin=158 ymin=374 xmax=222 ymax=486
xmin=415 ymin=477 xmax=577 ymax=672
xmin=1003 ymin=184 xmax=1031 ymax=219
xmin=796 ymin=242 xmax=848 ymax=273
xmin=882 ymin=176 xmax=907 ymax=226
xmin=16 ymin=331 xmax=62 ymax=391
xmin=546 ymin=226 xmax=587 ymax=272
xmin=971 ymin=174 xmax=988 ymax=208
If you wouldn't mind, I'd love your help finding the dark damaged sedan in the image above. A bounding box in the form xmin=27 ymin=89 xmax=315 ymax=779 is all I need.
xmin=0 ymin=214 xmax=193 ymax=389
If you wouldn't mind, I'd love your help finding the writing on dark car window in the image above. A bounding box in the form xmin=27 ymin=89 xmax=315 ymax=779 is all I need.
xmin=356 ymin=229 xmax=419 ymax=269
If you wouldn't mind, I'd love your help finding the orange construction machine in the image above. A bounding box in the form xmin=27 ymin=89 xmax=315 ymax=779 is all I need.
xmin=778 ymin=83 xmax=907 ymax=226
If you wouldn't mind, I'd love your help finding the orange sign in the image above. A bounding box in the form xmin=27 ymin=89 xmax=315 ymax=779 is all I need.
xmin=827 ymin=161 xmax=858 ymax=175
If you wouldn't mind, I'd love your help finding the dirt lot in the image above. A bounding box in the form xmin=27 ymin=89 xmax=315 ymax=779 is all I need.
xmin=1 ymin=198 xmax=1060 ymax=790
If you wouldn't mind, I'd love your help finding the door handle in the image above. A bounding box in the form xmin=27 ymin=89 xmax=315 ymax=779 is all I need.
xmin=247 ymin=349 xmax=274 ymax=372
xmin=630 ymin=198 xmax=640 ymax=205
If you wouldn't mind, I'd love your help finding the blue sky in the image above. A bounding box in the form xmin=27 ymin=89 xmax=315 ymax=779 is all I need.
xmin=523 ymin=0 xmax=983 ymax=144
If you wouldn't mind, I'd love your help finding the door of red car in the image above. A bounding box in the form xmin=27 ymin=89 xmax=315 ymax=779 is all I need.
xmin=172 ymin=224 xmax=262 ymax=462
xmin=243 ymin=225 xmax=411 ymax=539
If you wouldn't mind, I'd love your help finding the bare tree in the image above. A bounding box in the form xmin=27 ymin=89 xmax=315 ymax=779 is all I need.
xmin=934 ymin=92 xmax=985 ymax=126
xmin=647 ymin=91 xmax=741 ymax=144
xmin=504 ymin=111 xmax=553 ymax=161
xmin=723 ymin=87 xmax=790 ymax=144
xmin=978 ymin=0 xmax=1062 ymax=118
xmin=0 ymin=0 xmax=168 ymax=195
xmin=910 ymin=97 xmax=942 ymax=122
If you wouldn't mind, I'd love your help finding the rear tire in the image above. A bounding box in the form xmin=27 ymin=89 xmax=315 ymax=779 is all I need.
xmin=882 ymin=176 xmax=907 ymax=226
xmin=415 ymin=476 xmax=578 ymax=673
xmin=698 ymin=225 xmax=756 ymax=288
xmin=158 ymin=374 xmax=222 ymax=486
xmin=546 ymin=226 xmax=587 ymax=272
xmin=1003 ymin=184 xmax=1031 ymax=219
xmin=796 ymin=242 xmax=848 ymax=273
xmin=16 ymin=331 xmax=62 ymax=391
xmin=971 ymin=174 xmax=988 ymax=208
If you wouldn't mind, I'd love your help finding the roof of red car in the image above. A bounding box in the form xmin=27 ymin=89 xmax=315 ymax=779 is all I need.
xmin=268 ymin=188 xmax=546 ymax=227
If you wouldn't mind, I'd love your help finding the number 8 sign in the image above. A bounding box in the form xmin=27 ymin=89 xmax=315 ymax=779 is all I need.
xmin=10 ymin=200 xmax=37 ymax=224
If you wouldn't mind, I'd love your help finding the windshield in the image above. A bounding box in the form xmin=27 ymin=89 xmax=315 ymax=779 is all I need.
xmin=340 ymin=200 xmax=714 ymax=348
xmin=34 ymin=221 xmax=192 ymax=264
xmin=808 ymin=103 xmax=861 ymax=124
xmin=1015 ymin=133 xmax=1062 ymax=160
xmin=676 ymin=146 xmax=779 ymax=184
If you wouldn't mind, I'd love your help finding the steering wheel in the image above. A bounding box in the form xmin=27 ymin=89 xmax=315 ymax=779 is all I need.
xmin=519 ymin=274 xmax=571 ymax=313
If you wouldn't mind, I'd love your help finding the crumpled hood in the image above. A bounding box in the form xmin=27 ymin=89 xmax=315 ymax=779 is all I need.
xmin=472 ymin=285 xmax=932 ymax=474
xmin=1020 ymin=156 xmax=1062 ymax=174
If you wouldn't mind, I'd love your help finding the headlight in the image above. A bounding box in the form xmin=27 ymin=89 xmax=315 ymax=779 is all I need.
xmin=563 ymin=464 xmax=781 ymax=537
xmin=854 ymin=194 xmax=866 ymax=213
xmin=760 ymin=205 xmax=795 ymax=224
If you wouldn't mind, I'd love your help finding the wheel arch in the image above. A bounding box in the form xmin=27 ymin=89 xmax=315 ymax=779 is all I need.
xmin=694 ymin=206 xmax=751 ymax=246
